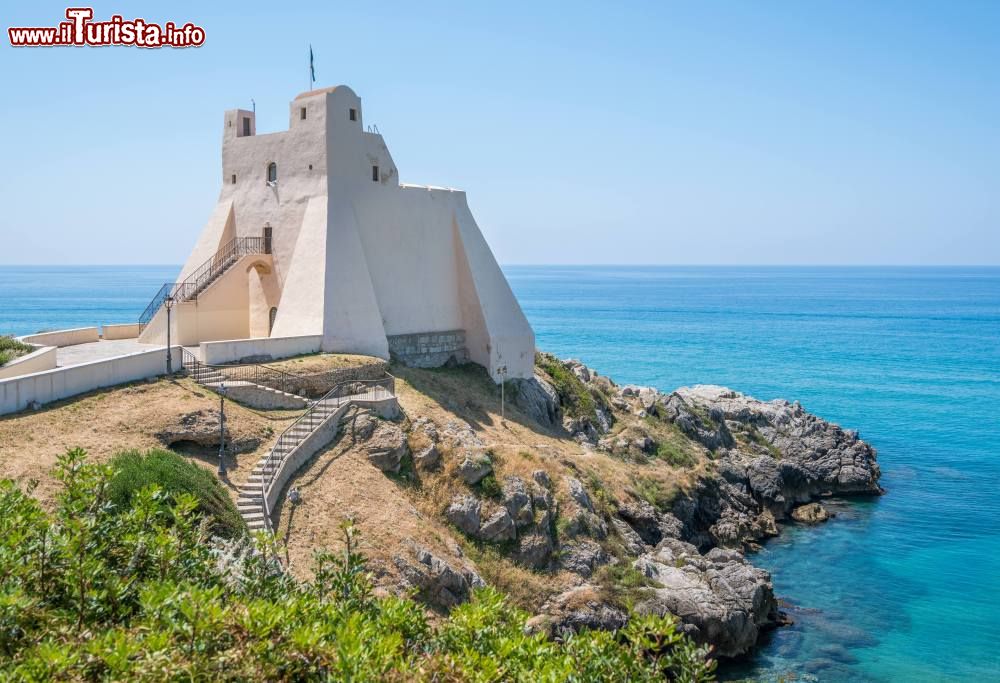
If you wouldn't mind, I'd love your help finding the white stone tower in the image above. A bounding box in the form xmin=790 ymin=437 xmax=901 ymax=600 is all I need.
xmin=138 ymin=85 xmax=535 ymax=380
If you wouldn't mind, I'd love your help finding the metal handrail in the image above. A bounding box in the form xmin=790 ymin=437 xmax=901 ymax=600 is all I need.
xmin=180 ymin=348 xmax=305 ymax=397
xmin=139 ymin=236 xmax=269 ymax=330
xmin=258 ymin=373 xmax=396 ymax=532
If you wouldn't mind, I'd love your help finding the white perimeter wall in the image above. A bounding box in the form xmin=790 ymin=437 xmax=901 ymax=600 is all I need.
xmin=200 ymin=335 xmax=322 ymax=365
xmin=20 ymin=327 xmax=100 ymax=347
xmin=0 ymin=345 xmax=57 ymax=380
xmin=0 ymin=347 xmax=181 ymax=415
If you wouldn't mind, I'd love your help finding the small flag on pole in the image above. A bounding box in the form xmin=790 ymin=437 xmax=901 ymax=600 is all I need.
xmin=309 ymin=45 xmax=315 ymax=89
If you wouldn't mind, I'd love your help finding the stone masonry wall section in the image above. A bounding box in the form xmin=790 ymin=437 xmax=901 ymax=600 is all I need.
xmin=386 ymin=330 xmax=468 ymax=369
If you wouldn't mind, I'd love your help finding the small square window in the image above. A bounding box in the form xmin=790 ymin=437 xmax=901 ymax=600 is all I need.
xmin=308 ymin=164 xmax=313 ymax=171
xmin=349 ymin=108 xmax=357 ymax=122
xmin=231 ymin=174 xmax=236 ymax=184
xmin=300 ymin=107 xmax=307 ymax=120
xmin=372 ymin=165 xmax=380 ymax=182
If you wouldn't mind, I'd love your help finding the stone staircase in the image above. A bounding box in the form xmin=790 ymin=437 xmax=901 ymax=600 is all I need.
xmin=236 ymin=377 xmax=396 ymax=534
xmin=187 ymin=363 xmax=310 ymax=409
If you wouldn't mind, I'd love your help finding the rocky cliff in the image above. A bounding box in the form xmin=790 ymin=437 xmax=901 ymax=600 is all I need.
xmin=273 ymin=353 xmax=882 ymax=660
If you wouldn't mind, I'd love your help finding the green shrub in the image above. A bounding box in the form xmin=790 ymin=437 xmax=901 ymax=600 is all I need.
xmin=657 ymin=441 xmax=697 ymax=468
xmin=0 ymin=448 xmax=716 ymax=681
xmin=536 ymin=353 xmax=601 ymax=421
xmin=0 ymin=335 xmax=32 ymax=366
xmin=476 ymin=472 xmax=503 ymax=500
xmin=634 ymin=476 xmax=680 ymax=512
xmin=106 ymin=448 xmax=245 ymax=537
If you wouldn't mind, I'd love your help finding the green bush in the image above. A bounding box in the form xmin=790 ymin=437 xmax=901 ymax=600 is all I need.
xmin=0 ymin=335 xmax=32 ymax=366
xmin=476 ymin=472 xmax=503 ymax=500
xmin=657 ymin=441 xmax=697 ymax=468
xmin=536 ymin=353 xmax=601 ymax=421
xmin=0 ymin=448 xmax=716 ymax=681
xmin=106 ymin=448 xmax=245 ymax=538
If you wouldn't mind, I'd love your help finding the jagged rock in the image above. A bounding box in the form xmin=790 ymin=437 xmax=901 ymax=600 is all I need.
xmin=563 ymin=416 xmax=599 ymax=444
xmin=633 ymin=540 xmax=779 ymax=658
xmin=561 ymin=509 xmax=609 ymax=540
xmin=510 ymin=374 xmax=561 ymax=427
xmin=616 ymin=499 xmax=683 ymax=546
xmin=457 ymin=451 xmax=492 ymax=484
xmin=414 ymin=444 xmax=441 ymax=469
xmin=676 ymin=385 xmax=881 ymax=499
xmin=532 ymin=469 xmax=552 ymax=489
xmin=394 ymin=546 xmax=483 ymax=609
xmin=363 ymin=420 xmax=409 ymax=473
xmin=410 ymin=416 xmax=439 ymax=443
xmin=502 ymin=476 xmax=534 ymax=527
xmin=566 ymin=359 xmax=591 ymax=383
xmin=479 ymin=508 xmax=516 ymax=543
xmin=442 ymin=419 xmax=484 ymax=450
xmin=635 ymin=435 xmax=656 ymax=454
xmin=445 ymin=495 xmax=481 ymax=536
xmin=157 ymin=410 xmax=259 ymax=453
xmin=558 ymin=540 xmax=610 ymax=577
xmin=611 ymin=517 xmax=648 ymax=556
xmin=567 ymin=477 xmax=594 ymax=512
xmin=791 ymin=502 xmax=832 ymax=524
xmin=531 ymin=486 xmax=555 ymax=511
xmin=514 ymin=531 xmax=553 ymax=569
xmin=350 ymin=412 xmax=379 ymax=441
xmin=529 ymin=584 xmax=628 ymax=637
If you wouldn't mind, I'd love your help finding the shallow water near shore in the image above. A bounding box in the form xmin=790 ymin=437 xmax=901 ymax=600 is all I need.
xmin=2 ymin=264 xmax=999 ymax=681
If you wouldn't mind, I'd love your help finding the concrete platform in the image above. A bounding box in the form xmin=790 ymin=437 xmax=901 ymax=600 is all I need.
xmin=56 ymin=339 xmax=165 ymax=367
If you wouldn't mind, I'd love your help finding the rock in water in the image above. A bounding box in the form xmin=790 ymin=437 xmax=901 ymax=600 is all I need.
xmin=633 ymin=539 xmax=779 ymax=658
xmin=791 ymin=502 xmax=832 ymax=524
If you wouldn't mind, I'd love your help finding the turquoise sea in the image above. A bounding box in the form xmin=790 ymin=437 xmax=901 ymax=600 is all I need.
xmin=2 ymin=265 xmax=999 ymax=681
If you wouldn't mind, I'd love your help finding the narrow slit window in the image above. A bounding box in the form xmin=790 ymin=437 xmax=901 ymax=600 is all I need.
xmin=267 ymin=162 xmax=277 ymax=184
xmin=372 ymin=165 xmax=379 ymax=182
xmin=231 ymin=174 xmax=236 ymax=184
xmin=349 ymin=108 xmax=357 ymax=121
xmin=300 ymin=107 xmax=306 ymax=120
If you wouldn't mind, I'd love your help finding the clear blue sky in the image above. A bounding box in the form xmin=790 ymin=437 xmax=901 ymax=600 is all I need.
xmin=1 ymin=0 xmax=997 ymax=265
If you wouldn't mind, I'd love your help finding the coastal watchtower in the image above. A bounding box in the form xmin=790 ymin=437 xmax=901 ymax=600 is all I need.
xmin=138 ymin=85 xmax=535 ymax=380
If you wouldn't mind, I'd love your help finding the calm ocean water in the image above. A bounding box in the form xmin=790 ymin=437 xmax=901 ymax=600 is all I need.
xmin=2 ymin=265 xmax=999 ymax=681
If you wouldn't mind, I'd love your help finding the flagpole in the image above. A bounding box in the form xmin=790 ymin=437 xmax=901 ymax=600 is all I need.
xmin=309 ymin=45 xmax=315 ymax=91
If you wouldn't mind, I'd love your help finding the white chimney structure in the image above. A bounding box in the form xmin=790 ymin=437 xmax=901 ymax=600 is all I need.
xmin=139 ymin=85 xmax=535 ymax=380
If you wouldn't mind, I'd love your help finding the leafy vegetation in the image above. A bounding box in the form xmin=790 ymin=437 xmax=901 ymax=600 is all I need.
xmin=595 ymin=563 xmax=665 ymax=608
xmin=0 ymin=448 xmax=716 ymax=681
xmin=0 ymin=335 xmax=32 ymax=366
xmin=106 ymin=448 xmax=245 ymax=537
xmin=633 ymin=475 xmax=680 ymax=511
xmin=738 ymin=425 xmax=783 ymax=459
xmin=536 ymin=352 xmax=600 ymax=421
xmin=475 ymin=472 xmax=503 ymax=500
xmin=657 ymin=440 xmax=697 ymax=468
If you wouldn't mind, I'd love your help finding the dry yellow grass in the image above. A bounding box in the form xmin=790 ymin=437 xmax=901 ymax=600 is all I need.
xmin=0 ymin=377 xmax=299 ymax=505
xmin=266 ymin=353 xmax=384 ymax=375
xmin=1 ymin=359 xmax=711 ymax=611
